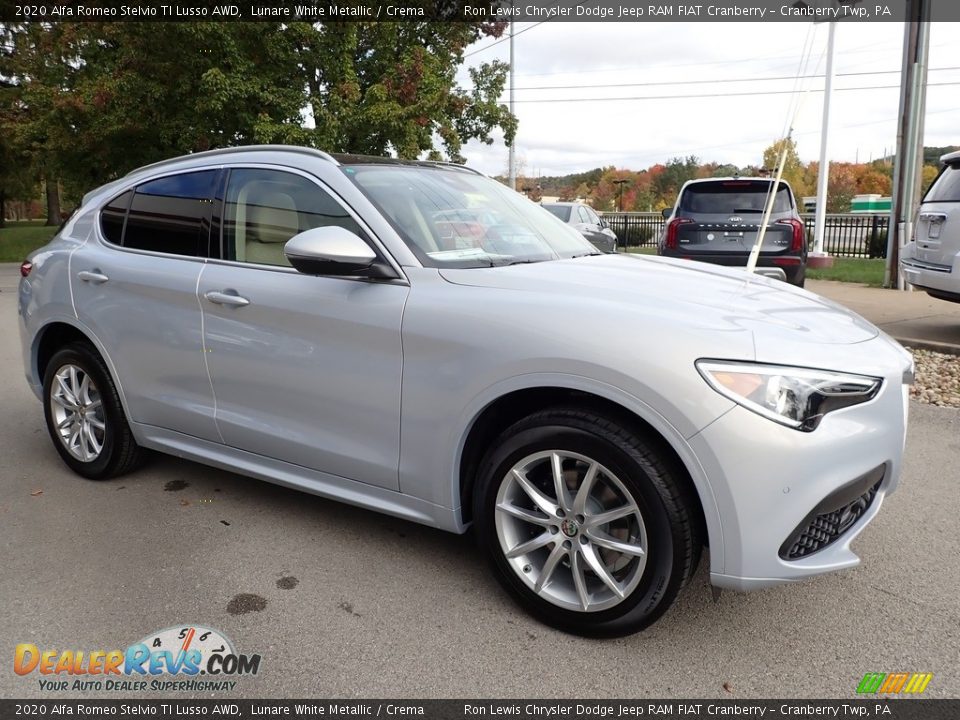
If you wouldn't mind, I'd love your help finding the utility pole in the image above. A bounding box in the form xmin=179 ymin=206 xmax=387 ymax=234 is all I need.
xmin=508 ymin=18 xmax=516 ymax=191
xmin=886 ymin=0 xmax=931 ymax=289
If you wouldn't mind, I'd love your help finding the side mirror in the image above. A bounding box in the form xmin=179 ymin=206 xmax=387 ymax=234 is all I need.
xmin=284 ymin=226 xmax=391 ymax=277
xmin=661 ymin=208 xmax=672 ymax=219
xmin=599 ymin=218 xmax=610 ymax=229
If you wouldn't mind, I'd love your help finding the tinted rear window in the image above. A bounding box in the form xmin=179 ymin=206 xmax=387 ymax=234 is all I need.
xmin=924 ymin=165 xmax=960 ymax=203
xmin=124 ymin=170 xmax=218 ymax=256
xmin=679 ymin=181 xmax=793 ymax=214
xmin=543 ymin=205 xmax=572 ymax=222
xmin=101 ymin=190 xmax=132 ymax=245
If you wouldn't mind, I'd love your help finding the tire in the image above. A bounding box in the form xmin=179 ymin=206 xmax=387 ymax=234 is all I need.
xmin=473 ymin=407 xmax=701 ymax=637
xmin=42 ymin=342 xmax=143 ymax=480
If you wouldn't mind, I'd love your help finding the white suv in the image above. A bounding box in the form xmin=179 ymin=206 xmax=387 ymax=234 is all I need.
xmin=901 ymin=150 xmax=960 ymax=303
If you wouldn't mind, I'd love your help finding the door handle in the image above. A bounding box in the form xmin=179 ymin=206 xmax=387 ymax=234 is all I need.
xmin=204 ymin=290 xmax=250 ymax=307
xmin=77 ymin=270 xmax=109 ymax=284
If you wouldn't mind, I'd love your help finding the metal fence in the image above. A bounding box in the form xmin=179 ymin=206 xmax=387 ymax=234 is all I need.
xmin=599 ymin=211 xmax=890 ymax=259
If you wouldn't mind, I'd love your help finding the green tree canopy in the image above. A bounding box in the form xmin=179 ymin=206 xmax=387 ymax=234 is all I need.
xmin=1 ymin=20 xmax=516 ymax=196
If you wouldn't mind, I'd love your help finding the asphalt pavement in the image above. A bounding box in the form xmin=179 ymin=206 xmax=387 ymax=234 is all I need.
xmin=0 ymin=265 xmax=958 ymax=700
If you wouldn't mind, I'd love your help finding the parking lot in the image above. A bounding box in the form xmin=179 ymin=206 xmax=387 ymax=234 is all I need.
xmin=1 ymin=268 xmax=958 ymax=700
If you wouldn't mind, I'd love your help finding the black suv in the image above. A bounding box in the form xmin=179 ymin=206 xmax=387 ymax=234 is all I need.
xmin=658 ymin=178 xmax=807 ymax=287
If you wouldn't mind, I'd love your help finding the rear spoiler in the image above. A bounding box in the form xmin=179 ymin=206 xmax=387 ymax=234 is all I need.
xmin=939 ymin=150 xmax=960 ymax=167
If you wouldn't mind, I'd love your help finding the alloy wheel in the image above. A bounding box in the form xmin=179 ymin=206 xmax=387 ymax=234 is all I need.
xmin=494 ymin=450 xmax=648 ymax=613
xmin=49 ymin=364 xmax=106 ymax=462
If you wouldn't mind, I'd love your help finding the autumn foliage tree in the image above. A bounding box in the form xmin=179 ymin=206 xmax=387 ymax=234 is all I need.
xmin=0 ymin=20 xmax=516 ymax=210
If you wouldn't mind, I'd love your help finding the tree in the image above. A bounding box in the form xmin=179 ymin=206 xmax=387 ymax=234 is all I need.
xmin=652 ymin=156 xmax=699 ymax=208
xmin=921 ymin=165 xmax=940 ymax=194
xmin=855 ymin=168 xmax=892 ymax=196
xmin=3 ymin=20 xmax=516 ymax=202
xmin=827 ymin=163 xmax=858 ymax=212
xmin=762 ymin=138 xmax=807 ymax=197
xmin=4 ymin=22 xmax=311 ymax=198
xmin=289 ymin=21 xmax=514 ymax=162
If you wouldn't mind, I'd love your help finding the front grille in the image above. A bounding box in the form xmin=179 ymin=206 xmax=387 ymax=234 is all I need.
xmin=780 ymin=477 xmax=883 ymax=560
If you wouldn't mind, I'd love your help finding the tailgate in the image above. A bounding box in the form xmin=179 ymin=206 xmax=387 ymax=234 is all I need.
xmin=676 ymin=219 xmax=795 ymax=254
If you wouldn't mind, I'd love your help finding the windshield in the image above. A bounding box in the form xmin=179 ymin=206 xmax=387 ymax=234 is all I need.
xmin=679 ymin=180 xmax=794 ymax=214
xmin=343 ymin=164 xmax=595 ymax=268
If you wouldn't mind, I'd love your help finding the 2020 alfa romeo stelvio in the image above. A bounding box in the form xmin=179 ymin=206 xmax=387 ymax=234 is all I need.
xmin=18 ymin=146 xmax=913 ymax=636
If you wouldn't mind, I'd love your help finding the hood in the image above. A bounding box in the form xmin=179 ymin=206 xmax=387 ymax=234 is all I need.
xmin=439 ymin=254 xmax=879 ymax=346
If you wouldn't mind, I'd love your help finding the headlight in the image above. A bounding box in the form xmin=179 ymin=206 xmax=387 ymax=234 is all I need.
xmin=696 ymin=360 xmax=882 ymax=432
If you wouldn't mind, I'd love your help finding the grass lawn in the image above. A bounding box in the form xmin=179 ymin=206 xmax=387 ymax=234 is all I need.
xmin=624 ymin=247 xmax=886 ymax=287
xmin=806 ymin=257 xmax=886 ymax=287
xmin=0 ymin=221 xmax=58 ymax=263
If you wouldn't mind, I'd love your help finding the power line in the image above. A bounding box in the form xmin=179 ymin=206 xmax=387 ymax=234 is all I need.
xmin=510 ymin=104 xmax=960 ymax=173
xmin=506 ymin=80 xmax=960 ymax=104
xmin=463 ymin=22 xmax=546 ymax=58
xmin=509 ymin=66 xmax=960 ymax=92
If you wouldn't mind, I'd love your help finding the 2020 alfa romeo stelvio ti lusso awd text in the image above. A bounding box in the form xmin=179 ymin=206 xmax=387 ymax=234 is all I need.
xmin=19 ymin=146 xmax=914 ymax=636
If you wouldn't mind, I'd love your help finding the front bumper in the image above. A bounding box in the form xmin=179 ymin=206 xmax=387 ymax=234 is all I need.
xmin=688 ymin=340 xmax=910 ymax=591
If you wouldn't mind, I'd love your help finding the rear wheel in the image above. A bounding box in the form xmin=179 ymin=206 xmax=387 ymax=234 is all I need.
xmin=473 ymin=408 xmax=701 ymax=637
xmin=43 ymin=343 xmax=143 ymax=480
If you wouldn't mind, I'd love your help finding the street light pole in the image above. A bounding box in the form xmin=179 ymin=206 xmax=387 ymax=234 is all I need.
xmin=613 ymin=179 xmax=628 ymax=212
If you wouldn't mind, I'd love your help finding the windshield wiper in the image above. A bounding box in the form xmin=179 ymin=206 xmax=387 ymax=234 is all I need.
xmin=569 ymin=252 xmax=603 ymax=258
xmin=500 ymin=258 xmax=543 ymax=266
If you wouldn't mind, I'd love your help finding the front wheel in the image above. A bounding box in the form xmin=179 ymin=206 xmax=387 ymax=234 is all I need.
xmin=473 ymin=408 xmax=701 ymax=637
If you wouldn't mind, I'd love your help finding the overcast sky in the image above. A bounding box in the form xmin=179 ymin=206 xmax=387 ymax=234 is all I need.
xmin=455 ymin=21 xmax=960 ymax=177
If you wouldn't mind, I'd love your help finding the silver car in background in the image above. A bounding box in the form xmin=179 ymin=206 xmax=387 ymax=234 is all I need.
xmin=901 ymin=150 xmax=960 ymax=303
xmin=19 ymin=146 xmax=912 ymax=637
xmin=542 ymin=201 xmax=618 ymax=253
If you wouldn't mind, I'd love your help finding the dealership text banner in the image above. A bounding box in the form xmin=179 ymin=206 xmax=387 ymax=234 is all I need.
xmin=5 ymin=0 xmax=960 ymax=23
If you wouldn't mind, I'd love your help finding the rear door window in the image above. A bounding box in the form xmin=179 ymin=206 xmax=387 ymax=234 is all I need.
xmin=100 ymin=190 xmax=133 ymax=245
xmin=123 ymin=170 xmax=218 ymax=256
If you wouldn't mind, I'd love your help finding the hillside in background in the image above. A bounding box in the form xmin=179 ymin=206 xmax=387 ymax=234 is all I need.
xmin=498 ymin=144 xmax=957 ymax=213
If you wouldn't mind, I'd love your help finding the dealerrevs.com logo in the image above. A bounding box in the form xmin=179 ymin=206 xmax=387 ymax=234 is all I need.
xmin=14 ymin=625 xmax=261 ymax=692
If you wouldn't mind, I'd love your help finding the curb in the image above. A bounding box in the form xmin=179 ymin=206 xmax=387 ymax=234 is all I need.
xmin=893 ymin=337 xmax=960 ymax=357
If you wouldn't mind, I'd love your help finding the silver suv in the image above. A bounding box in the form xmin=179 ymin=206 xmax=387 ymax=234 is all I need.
xmin=19 ymin=146 xmax=912 ymax=636
xmin=901 ymin=150 xmax=960 ymax=303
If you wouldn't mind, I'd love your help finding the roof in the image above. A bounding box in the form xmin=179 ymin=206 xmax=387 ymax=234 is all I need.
xmin=124 ymin=145 xmax=482 ymax=178
xmin=332 ymin=153 xmax=480 ymax=174
xmin=125 ymin=144 xmax=338 ymax=177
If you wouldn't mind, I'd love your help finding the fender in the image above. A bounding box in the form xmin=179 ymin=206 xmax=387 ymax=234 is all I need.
xmin=448 ymin=371 xmax=726 ymax=574
xmin=30 ymin=315 xmax=139 ymax=444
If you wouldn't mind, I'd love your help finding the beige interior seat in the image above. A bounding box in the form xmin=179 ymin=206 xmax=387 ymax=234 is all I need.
xmin=238 ymin=184 xmax=299 ymax=266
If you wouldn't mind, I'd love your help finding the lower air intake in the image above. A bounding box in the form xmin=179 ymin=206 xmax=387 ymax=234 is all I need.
xmin=780 ymin=470 xmax=884 ymax=560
